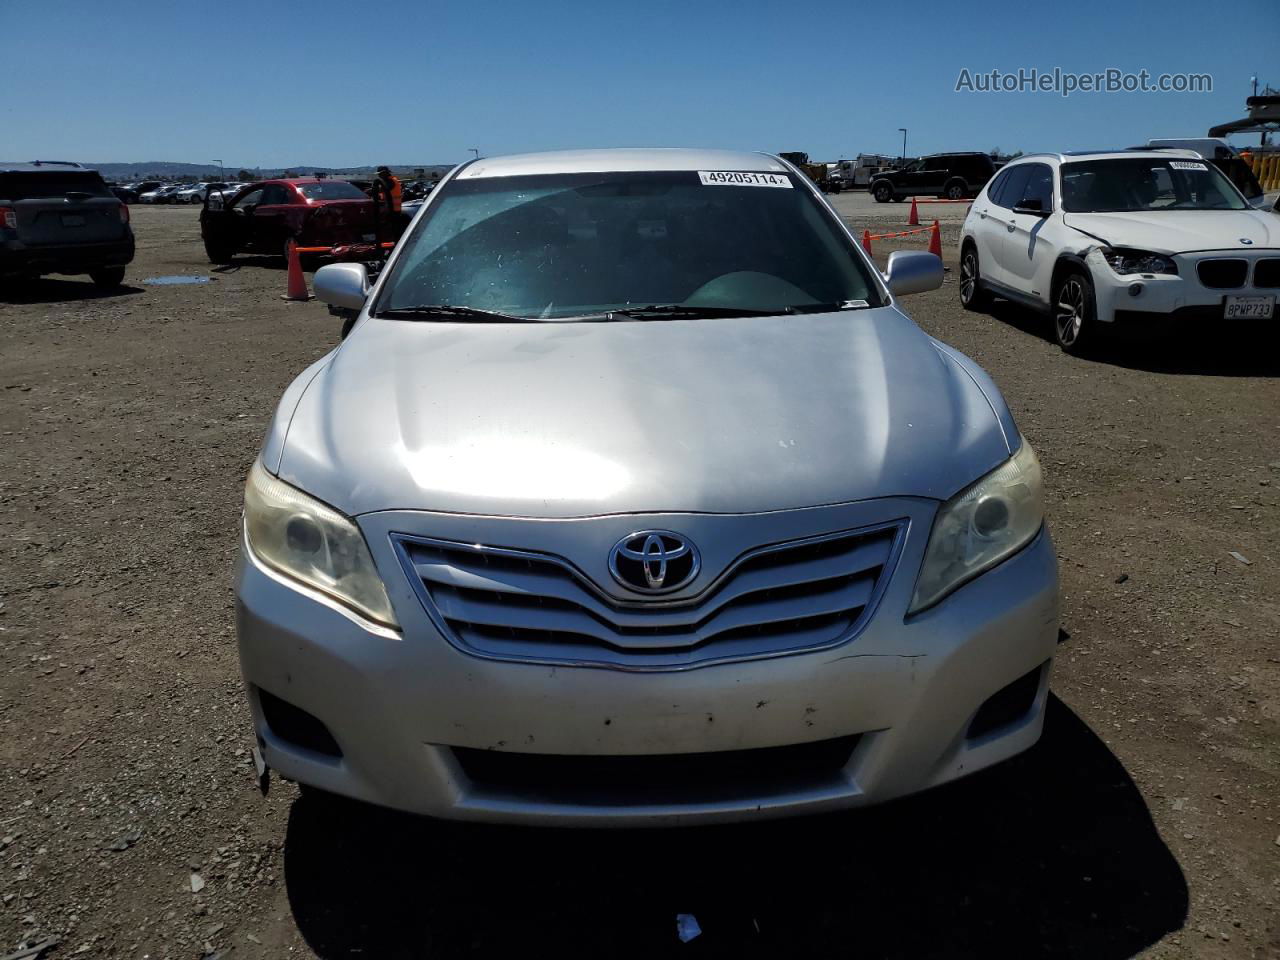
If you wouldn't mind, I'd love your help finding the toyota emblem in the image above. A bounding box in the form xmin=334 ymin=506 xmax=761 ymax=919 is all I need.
xmin=609 ymin=531 xmax=700 ymax=593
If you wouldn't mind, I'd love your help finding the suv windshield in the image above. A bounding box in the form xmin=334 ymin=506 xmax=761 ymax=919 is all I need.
xmin=0 ymin=171 xmax=111 ymax=200
xmin=297 ymin=181 xmax=367 ymax=201
xmin=376 ymin=170 xmax=883 ymax=320
xmin=1061 ymin=157 xmax=1247 ymax=212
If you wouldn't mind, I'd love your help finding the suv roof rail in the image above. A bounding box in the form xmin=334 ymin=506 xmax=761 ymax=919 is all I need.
xmin=27 ymin=160 xmax=85 ymax=168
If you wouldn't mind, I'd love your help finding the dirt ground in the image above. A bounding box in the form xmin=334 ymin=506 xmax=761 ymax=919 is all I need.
xmin=1 ymin=203 xmax=1277 ymax=959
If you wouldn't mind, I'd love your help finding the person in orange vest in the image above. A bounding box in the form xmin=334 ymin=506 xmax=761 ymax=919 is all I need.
xmin=374 ymin=165 xmax=407 ymax=237
xmin=375 ymin=165 xmax=403 ymax=214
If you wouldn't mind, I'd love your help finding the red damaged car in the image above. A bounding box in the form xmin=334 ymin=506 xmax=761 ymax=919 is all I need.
xmin=199 ymin=178 xmax=401 ymax=264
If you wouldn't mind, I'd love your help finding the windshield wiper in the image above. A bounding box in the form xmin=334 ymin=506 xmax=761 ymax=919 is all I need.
xmin=606 ymin=305 xmax=790 ymax=320
xmin=373 ymin=305 xmax=540 ymax=323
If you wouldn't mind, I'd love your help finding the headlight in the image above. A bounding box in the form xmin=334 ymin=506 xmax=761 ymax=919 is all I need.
xmin=1101 ymin=248 xmax=1178 ymax=276
xmin=909 ymin=442 xmax=1044 ymax=614
xmin=243 ymin=460 xmax=399 ymax=628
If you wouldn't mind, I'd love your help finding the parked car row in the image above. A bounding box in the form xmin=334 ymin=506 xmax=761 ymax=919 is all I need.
xmin=107 ymin=180 xmax=249 ymax=204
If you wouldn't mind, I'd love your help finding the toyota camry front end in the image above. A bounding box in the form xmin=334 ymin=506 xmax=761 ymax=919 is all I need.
xmin=235 ymin=148 xmax=1059 ymax=825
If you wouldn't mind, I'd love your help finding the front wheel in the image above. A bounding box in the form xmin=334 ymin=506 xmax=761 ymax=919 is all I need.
xmin=945 ymin=181 xmax=966 ymax=200
xmin=89 ymin=267 xmax=125 ymax=289
xmin=873 ymin=182 xmax=892 ymax=203
xmin=959 ymin=245 xmax=992 ymax=311
xmin=204 ymin=239 xmax=234 ymax=265
xmin=1052 ymin=270 xmax=1097 ymax=354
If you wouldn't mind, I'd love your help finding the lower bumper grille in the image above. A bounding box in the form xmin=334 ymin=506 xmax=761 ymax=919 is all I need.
xmin=393 ymin=522 xmax=904 ymax=670
xmin=453 ymin=735 xmax=861 ymax=805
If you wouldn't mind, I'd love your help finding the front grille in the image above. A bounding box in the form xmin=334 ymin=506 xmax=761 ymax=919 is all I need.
xmin=1196 ymin=258 xmax=1248 ymax=289
xmin=1254 ymin=259 xmax=1280 ymax=288
xmin=453 ymin=735 xmax=862 ymax=805
xmin=393 ymin=523 xmax=903 ymax=670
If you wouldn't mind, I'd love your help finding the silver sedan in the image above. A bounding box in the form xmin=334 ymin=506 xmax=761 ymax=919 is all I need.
xmin=236 ymin=148 xmax=1059 ymax=826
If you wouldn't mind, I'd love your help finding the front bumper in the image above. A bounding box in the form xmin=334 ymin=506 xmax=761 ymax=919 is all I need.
xmin=236 ymin=504 xmax=1060 ymax=826
xmin=1087 ymin=248 xmax=1278 ymax=324
xmin=0 ymin=236 xmax=135 ymax=277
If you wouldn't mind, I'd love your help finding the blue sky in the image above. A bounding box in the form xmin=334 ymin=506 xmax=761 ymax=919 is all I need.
xmin=3 ymin=0 xmax=1277 ymax=167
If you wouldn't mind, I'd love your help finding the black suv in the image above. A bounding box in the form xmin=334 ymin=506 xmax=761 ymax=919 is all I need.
xmin=869 ymin=153 xmax=996 ymax=202
xmin=0 ymin=162 xmax=135 ymax=289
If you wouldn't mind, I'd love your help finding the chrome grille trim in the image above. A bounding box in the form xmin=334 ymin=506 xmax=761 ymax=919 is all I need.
xmin=390 ymin=521 xmax=907 ymax=672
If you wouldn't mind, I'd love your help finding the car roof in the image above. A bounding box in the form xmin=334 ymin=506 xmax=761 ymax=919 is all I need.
xmin=456 ymin=148 xmax=786 ymax=180
xmin=0 ymin=161 xmax=92 ymax=173
xmin=1007 ymin=149 xmax=1203 ymax=165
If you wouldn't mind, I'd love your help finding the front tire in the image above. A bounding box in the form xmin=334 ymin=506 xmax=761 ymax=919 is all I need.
xmin=873 ymin=182 xmax=892 ymax=203
xmin=945 ymin=181 xmax=966 ymax=200
xmin=204 ymin=239 xmax=234 ymax=265
xmin=89 ymin=267 xmax=125 ymax=289
xmin=1052 ymin=269 xmax=1097 ymax=354
xmin=959 ymin=244 xmax=992 ymax=311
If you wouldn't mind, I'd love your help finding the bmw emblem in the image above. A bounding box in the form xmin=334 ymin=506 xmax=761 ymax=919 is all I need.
xmin=1240 ymin=238 xmax=1254 ymax=245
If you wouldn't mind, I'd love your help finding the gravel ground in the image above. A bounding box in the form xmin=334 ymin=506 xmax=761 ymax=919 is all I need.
xmin=1 ymin=204 xmax=1277 ymax=959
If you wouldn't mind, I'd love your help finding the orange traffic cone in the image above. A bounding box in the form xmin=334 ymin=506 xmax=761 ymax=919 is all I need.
xmin=927 ymin=220 xmax=942 ymax=258
xmin=862 ymin=229 xmax=873 ymax=256
xmin=907 ymin=196 xmax=919 ymax=226
xmin=282 ymin=239 xmax=312 ymax=302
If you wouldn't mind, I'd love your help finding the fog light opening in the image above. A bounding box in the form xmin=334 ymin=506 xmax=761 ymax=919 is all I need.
xmin=966 ymin=663 xmax=1045 ymax=741
xmin=1128 ymin=283 xmax=1143 ymax=297
xmin=257 ymin=688 xmax=343 ymax=758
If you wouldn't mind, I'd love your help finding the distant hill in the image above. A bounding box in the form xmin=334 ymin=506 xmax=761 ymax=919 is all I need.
xmin=50 ymin=161 xmax=456 ymax=181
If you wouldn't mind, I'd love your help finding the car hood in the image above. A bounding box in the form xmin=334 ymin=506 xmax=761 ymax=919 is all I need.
xmin=275 ymin=309 xmax=1014 ymax=518
xmin=1062 ymin=209 xmax=1280 ymax=254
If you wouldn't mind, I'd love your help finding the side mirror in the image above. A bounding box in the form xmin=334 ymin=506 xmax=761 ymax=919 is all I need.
xmin=314 ymin=262 xmax=369 ymax=311
xmin=884 ymin=250 xmax=943 ymax=296
xmin=1012 ymin=198 xmax=1050 ymax=217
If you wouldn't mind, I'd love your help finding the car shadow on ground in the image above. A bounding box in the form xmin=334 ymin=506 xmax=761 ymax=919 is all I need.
xmin=282 ymin=696 xmax=1187 ymax=959
xmin=0 ymin=277 xmax=144 ymax=304
xmin=213 ymin=256 xmax=287 ymax=273
xmin=984 ymin=300 xmax=1280 ymax=377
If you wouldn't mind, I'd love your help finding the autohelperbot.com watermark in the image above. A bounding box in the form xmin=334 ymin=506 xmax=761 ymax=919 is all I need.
xmin=955 ymin=67 xmax=1212 ymax=98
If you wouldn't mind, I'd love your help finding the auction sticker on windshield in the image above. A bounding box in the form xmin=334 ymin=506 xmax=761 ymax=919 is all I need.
xmin=1169 ymin=161 xmax=1207 ymax=171
xmin=698 ymin=171 xmax=792 ymax=188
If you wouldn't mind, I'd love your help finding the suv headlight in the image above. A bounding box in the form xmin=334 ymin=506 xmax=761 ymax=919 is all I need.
xmin=1101 ymin=248 xmax=1178 ymax=276
xmin=909 ymin=442 xmax=1044 ymax=614
xmin=243 ymin=460 xmax=398 ymax=628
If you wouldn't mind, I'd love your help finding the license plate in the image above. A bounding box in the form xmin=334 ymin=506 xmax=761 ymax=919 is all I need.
xmin=362 ymin=233 xmax=376 ymax=242
xmin=1224 ymin=295 xmax=1274 ymax=319
xmin=60 ymin=214 xmax=86 ymax=227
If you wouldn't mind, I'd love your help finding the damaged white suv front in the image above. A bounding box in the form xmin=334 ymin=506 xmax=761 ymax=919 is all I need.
xmin=958 ymin=149 xmax=1280 ymax=353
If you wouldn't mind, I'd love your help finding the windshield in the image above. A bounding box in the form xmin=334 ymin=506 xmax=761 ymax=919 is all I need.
xmin=376 ymin=170 xmax=882 ymax=320
xmin=1061 ymin=157 xmax=1247 ymax=212
xmin=298 ymin=181 xmax=367 ymax=200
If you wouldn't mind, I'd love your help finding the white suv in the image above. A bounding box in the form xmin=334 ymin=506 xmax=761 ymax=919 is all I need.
xmin=958 ymin=150 xmax=1280 ymax=353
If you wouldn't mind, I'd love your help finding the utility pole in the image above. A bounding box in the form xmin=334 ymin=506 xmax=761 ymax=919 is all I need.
xmin=898 ymin=128 xmax=907 ymax=165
